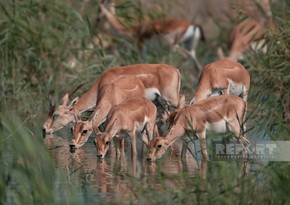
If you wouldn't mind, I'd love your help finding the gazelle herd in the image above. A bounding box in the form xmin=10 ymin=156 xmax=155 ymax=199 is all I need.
xmin=43 ymin=1 xmax=274 ymax=163
xmin=44 ymin=59 xmax=251 ymax=161
xmin=43 ymin=64 xmax=181 ymax=134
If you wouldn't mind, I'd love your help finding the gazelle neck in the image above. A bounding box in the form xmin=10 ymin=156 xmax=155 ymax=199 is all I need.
xmin=165 ymin=121 xmax=186 ymax=147
xmin=74 ymin=79 xmax=100 ymax=113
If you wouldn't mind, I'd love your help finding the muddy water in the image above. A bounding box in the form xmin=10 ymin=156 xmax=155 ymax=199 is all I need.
xmin=44 ymin=133 xmax=203 ymax=203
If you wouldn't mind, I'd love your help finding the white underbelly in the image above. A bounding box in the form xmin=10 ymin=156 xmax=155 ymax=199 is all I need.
xmin=115 ymin=118 xmax=147 ymax=139
xmin=115 ymin=132 xmax=129 ymax=139
xmin=205 ymin=120 xmax=227 ymax=135
xmin=136 ymin=116 xmax=148 ymax=132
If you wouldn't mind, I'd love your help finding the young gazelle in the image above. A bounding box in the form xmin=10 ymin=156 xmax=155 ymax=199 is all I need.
xmin=147 ymin=95 xmax=250 ymax=161
xmin=97 ymin=3 xmax=205 ymax=73
xmin=94 ymin=97 xmax=158 ymax=159
xmin=217 ymin=19 xmax=269 ymax=62
xmin=43 ymin=64 xmax=181 ymax=134
xmin=71 ymin=75 xmax=146 ymax=149
xmin=189 ymin=59 xmax=250 ymax=104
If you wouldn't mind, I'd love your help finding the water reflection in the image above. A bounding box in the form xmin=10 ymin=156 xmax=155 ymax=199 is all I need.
xmin=44 ymin=134 xmax=258 ymax=204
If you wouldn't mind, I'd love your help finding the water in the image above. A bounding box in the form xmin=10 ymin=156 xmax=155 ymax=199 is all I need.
xmin=40 ymin=119 xmax=281 ymax=204
xmin=44 ymin=133 xmax=202 ymax=203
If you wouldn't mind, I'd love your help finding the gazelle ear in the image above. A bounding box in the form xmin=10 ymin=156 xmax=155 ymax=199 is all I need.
xmin=141 ymin=137 xmax=149 ymax=148
xmin=167 ymin=123 xmax=176 ymax=137
xmin=73 ymin=110 xmax=81 ymax=122
xmin=166 ymin=138 xmax=175 ymax=147
xmin=189 ymin=97 xmax=196 ymax=105
xmin=60 ymin=93 xmax=69 ymax=106
xmin=92 ymin=124 xmax=100 ymax=136
xmin=165 ymin=124 xmax=177 ymax=146
xmin=49 ymin=94 xmax=55 ymax=108
xmin=92 ymin=109 xmax=100 ymax=121
xmin=48 ymin=95 xmax=55 ymax=117
xmin=217 ymin=47 xmax=225 ymax=60
xmin=168 ymin=111 xmax=178 ymax=125
xmin=178 ymin=95 xmax=186 ymax=109
xmin=99 ymin=2 xmax=106 ymax=14
xmin=68 ymin=97 xmax=79 ymax=110
xmin=153 ymin=124 xmax=160 ymax=138
xmin=108 ymin=2 xmax=115 ymax=15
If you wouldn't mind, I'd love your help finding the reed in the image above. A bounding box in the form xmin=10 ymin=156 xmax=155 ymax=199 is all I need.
xmin=0 ymin=0 xmax=289 ymax=204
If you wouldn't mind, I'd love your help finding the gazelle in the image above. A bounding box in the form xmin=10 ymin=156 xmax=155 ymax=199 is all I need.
xmin=71 ymin=75 xmax=146 ymax=149
xmin=94 ymin=97 xmax=158 ymax=159
xmin=97 ymin=3 xmax=205 ymax=73
xmin=189 ymin=59 xmax=250 ymax=104
xmin=217 ymin=19 xmax=269 ymax=62
xmin=43 ymin=63 xmax=181 ymax=134
xmin=147 ymin=95 xmax=250 ymax=161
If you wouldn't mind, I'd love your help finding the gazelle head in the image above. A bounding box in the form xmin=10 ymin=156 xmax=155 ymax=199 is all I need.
xmin=70 ymin=114 xmax=94 ymax=149
xmin=94 ymin=119 xmax=118 ymax=159
xmin=147 ymin=137 xmax=170 ymax=162
xmin=147 ymin=120 xmax=179 ymax=161
xmin=43 ymin=93 xmax=79 ymax=134
xmin=157 ymin=96 xmax=185 ymax=135
xmin=70 ymin=109 xmax=100 ymax=149
xmin=94 ymin=132 xmax=111 ymax=159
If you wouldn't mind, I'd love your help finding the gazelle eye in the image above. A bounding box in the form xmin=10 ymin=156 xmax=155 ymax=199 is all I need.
xmin=105 ymin=141 xmax=110 ymax=145
xmin=52 ymin=114 xmax=59 ymax=121
xmin=157 ymin=144 xmax=162 ymax=149
xmin=82 ymin=130 xmax=87 ymax=136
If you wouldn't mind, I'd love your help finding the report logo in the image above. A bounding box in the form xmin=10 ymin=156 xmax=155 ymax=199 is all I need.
xmin=212 ymin=141 xmax=290 ymax=161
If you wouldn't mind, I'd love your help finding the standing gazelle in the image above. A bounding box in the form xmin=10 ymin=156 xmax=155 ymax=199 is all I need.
xmin=71 ymin=75 xmax=146 ymax=149
xmin=217 ymin=19 xmax=270 ymax=62
xmin=94 ymin=97 xmax=158 ymax=159
xmin=147 ymin=95 xmax=250 ymax=161
xmin=190 ymin=59 xmax=250 ymax=104
xmin=43 ymin=64 xmax=181 ymax=134
xmin=97 ymin=3 xmax=205 ymax=73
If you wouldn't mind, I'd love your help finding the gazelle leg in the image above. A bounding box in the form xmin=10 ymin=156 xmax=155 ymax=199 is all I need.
xmin=114 ymin=138 xmax=124 ymax=158
xmin=188 ymin=50 xmax=202 ymax=73
xmin=129 ymin=130 xmax=137 ymax=158
xmin=175 ymin=45 xmax=202 ymax=76
xmin=119 ymin=138 xmax=125 ymax=157
xmin=145 ymin=121 xmax=156 ymax=142
xmin=200 ymin=159 xmax=207 ymax=180
xmin=181 ymin=142 xmax=188 ymax=158
xmin=140 ymin=131 xmax=147 ymax=159
xmin=227 ymin=117 xmax=250 ymax=160
xmin=173 ymin=44 xmax=189 ymax=58
xmin=228 ymin=118 xmax=250 ymax=146
xmin=198 ymin=130 xmax=208 ymax=160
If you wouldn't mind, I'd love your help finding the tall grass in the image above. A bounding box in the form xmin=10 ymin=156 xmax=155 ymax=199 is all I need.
xmin=247 ymin=0 xmax=290 ymax=139
xmin=0 ymin=112 xmax=55 ymax=205
xmin=0 ymin=0 xmax=102 ymax=115
xmin=0 ymin=0 xmax=290 ymax=204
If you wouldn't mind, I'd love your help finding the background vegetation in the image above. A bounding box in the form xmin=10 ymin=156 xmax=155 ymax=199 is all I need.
xmin=0 ymin=0 xmax=289 ymax=204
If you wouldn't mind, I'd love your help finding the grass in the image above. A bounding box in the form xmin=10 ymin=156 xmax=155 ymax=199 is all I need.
xmin=0 ymin=0 xmax=290 ymax=204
